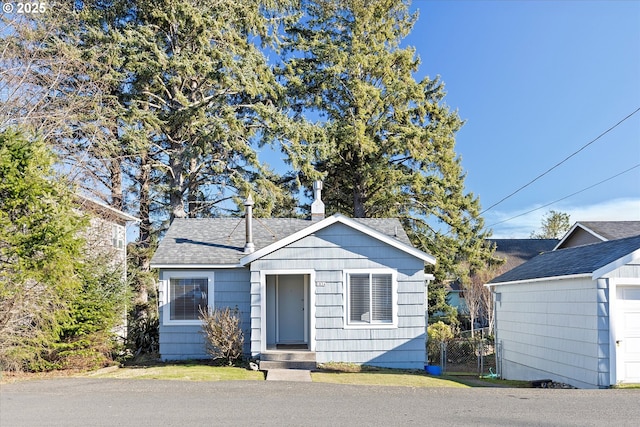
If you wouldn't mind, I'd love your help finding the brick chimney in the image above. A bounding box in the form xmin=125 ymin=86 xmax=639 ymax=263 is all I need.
xmin=244 ymin=194 xmax=255 ymax=254
xmin=311 ymin=180 xmax=325 ymax=221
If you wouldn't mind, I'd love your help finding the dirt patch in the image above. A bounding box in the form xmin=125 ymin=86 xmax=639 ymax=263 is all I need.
xmin=1 ymin=368 xmax=86 ymax=384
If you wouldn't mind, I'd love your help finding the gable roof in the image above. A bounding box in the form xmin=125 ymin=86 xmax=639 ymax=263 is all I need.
xmin=76 ymin=194 xmax=140 ymax=224
xmin=489 ymin=239 xmax=558 ymax=270
xmin=488 ymin=234 xmax=640 ymax=285
xmin=151 ymin=214 xmax=433 ymax=268
xmin=240 ymin=214 xmax=435 ymax=266
xmin=554 ymin=221 xmax=640 ymax=250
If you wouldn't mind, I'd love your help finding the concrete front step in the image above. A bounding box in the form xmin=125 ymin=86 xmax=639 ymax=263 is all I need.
xmin=259 ymin=360 xmax=317 ymax=370
xmin=259 ymin=351 xmax=317 ymax=371
xmin=261 ymin=351 xmax=316 ymax=362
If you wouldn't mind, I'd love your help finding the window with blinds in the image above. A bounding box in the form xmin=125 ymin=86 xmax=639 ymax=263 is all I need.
xmin=170 ymin=278 xmax=208 ymax=321
xmin=348 ymin=273 xmax=393 ymax=324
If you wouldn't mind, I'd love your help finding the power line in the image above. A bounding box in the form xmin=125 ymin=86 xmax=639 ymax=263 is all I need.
xmin=480 ymin=106 xmax=640 ymax=215
xmin=486 ymin=163 xmax=640 ymax=229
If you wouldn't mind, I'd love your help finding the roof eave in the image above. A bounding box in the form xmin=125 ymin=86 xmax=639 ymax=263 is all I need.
xmin=591 ymin=247 xmax=640 ymax=279
xmin=486 ymin=273 xmax=592 ymax=287
xmin=76 ymin=194 xmax=140 ymax=223
xmin=150 ymin=263 xmax=244 ymax=269
xmin=553 ymin=222 xmax=606 ymax=250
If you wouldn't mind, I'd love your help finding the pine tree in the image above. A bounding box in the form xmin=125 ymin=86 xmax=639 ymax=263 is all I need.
xmin=0 ymin=130 xmax=86 ymax=370
xmin=100 ymin=0 xmax=312 ymax=221
xmin=281 ymin=0 xmax=493 ymax=281
xmin=530 ymin=210 xmax=571 ymax=239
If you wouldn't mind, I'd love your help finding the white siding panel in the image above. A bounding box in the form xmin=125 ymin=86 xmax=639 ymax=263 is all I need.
xmin=496 ymin=277 xmax=602 ymax=388
xmin=603 ymin=264 xmax=640 ymax=278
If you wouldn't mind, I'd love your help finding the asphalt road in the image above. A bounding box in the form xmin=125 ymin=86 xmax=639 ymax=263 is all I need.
xmin=2 ymin=378 xmax=639 ymax=426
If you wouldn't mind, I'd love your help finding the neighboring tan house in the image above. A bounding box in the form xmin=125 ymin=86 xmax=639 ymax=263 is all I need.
xmin=487 ymin=235 xmax=640 ymax=388
xmin=554 ymin=221 xmax=640 ymax=250
xmin=150 ymin=183 xmax=435 ymax=369
xmin=76 ymin=194 xmax=139 ymax=278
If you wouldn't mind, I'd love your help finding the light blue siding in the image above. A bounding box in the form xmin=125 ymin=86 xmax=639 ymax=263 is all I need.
xmin=159 ymin=268 xmax=251 ymax=361
xmin=250 ymin=222 xmax=426 ymax=369
xmin=158 ymin=222 xmax=428 ymax=369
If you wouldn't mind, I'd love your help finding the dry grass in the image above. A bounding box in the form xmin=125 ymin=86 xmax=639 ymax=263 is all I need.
xmin=83 ymin=364 xmax=264 ymax=381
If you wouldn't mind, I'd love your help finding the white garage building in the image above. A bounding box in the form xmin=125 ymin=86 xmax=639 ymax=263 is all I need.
xmin=487 ymin=235 xmax=640 ymax=388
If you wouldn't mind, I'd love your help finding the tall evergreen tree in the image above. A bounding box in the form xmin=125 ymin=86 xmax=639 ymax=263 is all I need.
xmin=103 ymin=0 xmax=313 ymax=221
xmin=0 ymin=130 xmax=86 ymax=370
xmin=282 ymin=0 xmax=492 ymax=281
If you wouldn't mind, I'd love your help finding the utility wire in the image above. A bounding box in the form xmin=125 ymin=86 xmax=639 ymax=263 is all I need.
xmin=480 ymin=106 xmax=640 ymax=215
xmin=486 ymin=163 xmax=640 ymax=228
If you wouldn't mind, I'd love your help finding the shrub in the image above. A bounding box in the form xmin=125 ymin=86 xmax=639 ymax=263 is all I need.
xmin=126 ymin=315 xmax=159 ymax=358
xmin=199 ymin=307 xmax=244 ymax=365
xmin=427 ymin=321 xmax=454 ymax=364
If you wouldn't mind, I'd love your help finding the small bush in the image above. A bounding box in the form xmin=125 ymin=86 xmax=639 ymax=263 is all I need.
xmin=427 ymin=321 xmax=454 ymax=363
xmin=199 ymin=307 xmax=244 ymax=365
xmin=126 ymin=315 xmax=159 ymax=358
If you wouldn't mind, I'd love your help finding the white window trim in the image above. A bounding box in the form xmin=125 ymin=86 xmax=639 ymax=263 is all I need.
xmin=343 ymin=268 xmax=398 ymax=329
xmin=258 ymin=269 xmax=317 ymax=354
xmin=161 ymin=270 xmax=214 ymax=326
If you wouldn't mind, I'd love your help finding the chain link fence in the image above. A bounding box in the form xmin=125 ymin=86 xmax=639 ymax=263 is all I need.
xmin=428 ymin=328 xmax=498 ymax=376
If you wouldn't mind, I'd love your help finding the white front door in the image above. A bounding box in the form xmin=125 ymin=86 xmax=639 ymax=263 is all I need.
xmin=617 ymin=286 xmax=640 ymax=383
xmin=277 ymin=275 xmax=306 ymax=344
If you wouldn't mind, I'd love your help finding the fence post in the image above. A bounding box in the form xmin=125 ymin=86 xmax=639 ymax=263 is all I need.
xmin=496 ymin=340 xmax=503 ymax=378
xmin=440 ymin=341 xmax=447 ymax=373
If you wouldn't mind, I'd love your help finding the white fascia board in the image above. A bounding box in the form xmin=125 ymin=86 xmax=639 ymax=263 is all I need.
xmin=486 ymin=273 xmax=592 ymax=287
xmin=150 ymin=264 xmax=243 ymax=269
xmin=240 ymin=213 xmax=436 ymax=266
xmin=592 ymin=248 xmax=640 ymax=279
xmin=553 ymin=223 xmax=606 ymax=250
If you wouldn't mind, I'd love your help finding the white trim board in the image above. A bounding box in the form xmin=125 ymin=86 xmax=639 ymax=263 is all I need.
xmin=553 ymin=222 xmax=607 ymax=250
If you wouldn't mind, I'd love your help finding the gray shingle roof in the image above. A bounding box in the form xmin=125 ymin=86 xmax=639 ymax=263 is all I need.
xmin=576 ymin=221 xmax=640 ymax=240
xmin=150 ymin=216 xmax=412 ymax=266
xmin=489 ymin=239 xmax=559 ymax=270
xmin=489 ymin=234 xmax=640 ymax=284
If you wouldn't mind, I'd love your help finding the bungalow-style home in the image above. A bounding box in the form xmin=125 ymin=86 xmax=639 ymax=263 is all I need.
xmin=554 ymin=221 xmax=640 ymax=250
xmin=487 ymin=234 xmax=640 ymax=388
xmin=150 ymin=182 xmax=435 ymax=369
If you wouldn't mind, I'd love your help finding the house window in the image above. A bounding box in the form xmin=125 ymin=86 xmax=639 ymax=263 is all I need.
xmin=169 ymin=278 xmax=209 ymax=321
xmin=112 ymin=225 xmax=124 ymax=249
xmin=346 ymin=271 xmax=396 ymax=326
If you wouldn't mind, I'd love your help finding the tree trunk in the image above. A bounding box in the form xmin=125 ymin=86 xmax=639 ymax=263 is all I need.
xmin=109 ymin=158 xmax=123 ymax=211
xmin=187 ymin=157 xmax=198 ymax=218
xmin=169 ymin=144 xmax=186 ymax=220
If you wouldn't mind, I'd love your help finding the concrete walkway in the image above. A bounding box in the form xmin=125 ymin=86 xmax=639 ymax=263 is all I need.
xmin=265 ymin=369 xmax=312 ymax=382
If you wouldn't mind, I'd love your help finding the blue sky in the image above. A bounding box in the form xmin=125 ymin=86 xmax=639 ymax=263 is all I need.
xmin=405 ymin=0 xmax=640 ymax=237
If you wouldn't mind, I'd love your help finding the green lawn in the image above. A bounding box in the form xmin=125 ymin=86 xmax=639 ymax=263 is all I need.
xmin=311 ymin=370 xmax=469 ymax=388
xmin=4 ymin=362 xmax=527 ymax=388
xmin=82 ymin=363 xmax=469 ymax=387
